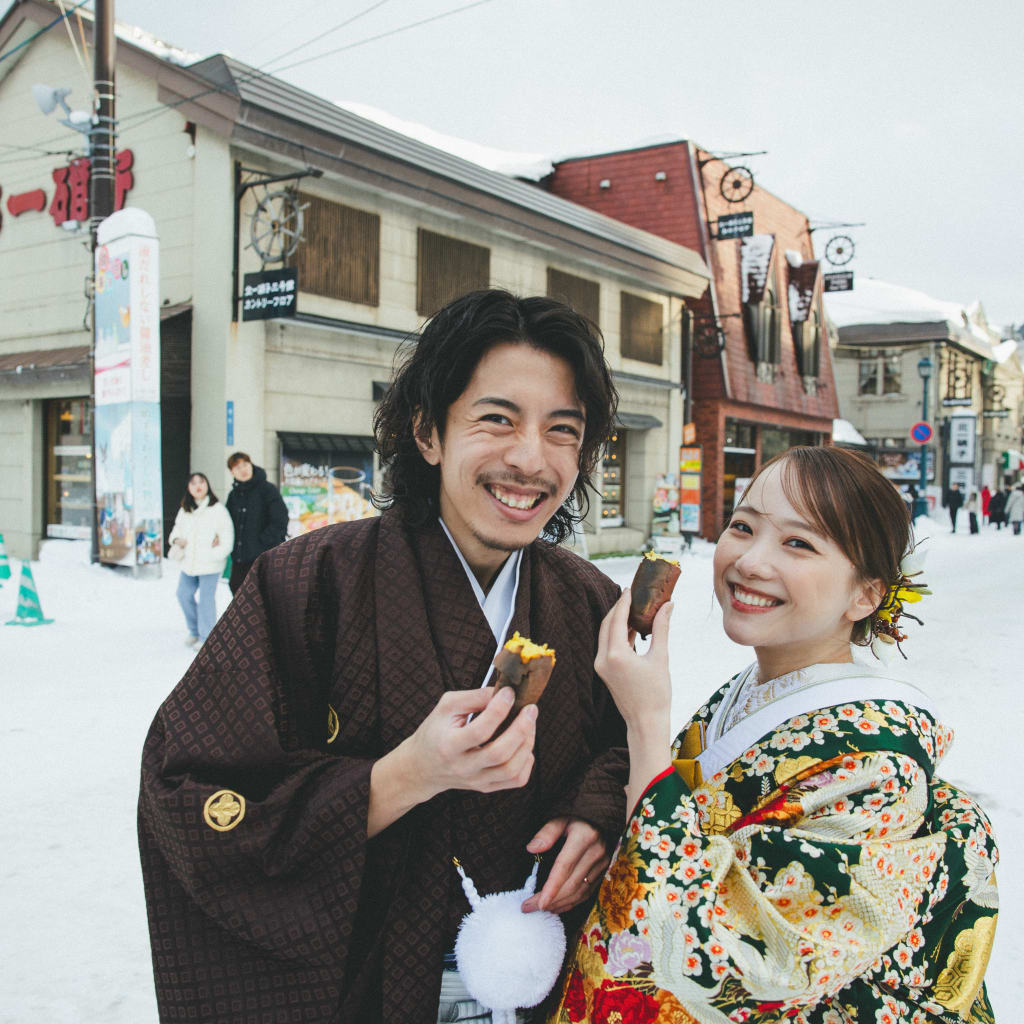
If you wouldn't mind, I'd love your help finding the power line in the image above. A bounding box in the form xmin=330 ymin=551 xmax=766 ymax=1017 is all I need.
xmin=119 ymin=0 xmax=501 ymax=133
xmin=253 ymin=0 xmax=393 ymax=69
xmin=0 ymin=0 xmax=93 ymax=66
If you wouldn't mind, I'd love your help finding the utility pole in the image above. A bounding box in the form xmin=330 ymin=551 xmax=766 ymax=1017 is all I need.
xmin=89 ymin=0 xmax=116 ymax=562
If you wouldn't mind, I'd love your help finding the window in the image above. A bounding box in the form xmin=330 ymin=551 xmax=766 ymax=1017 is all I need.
xmin=601 ymin=431 xmax=626 ymax=526
xmin=45 ymin=398 xmax=93 ymax=539
xmin=795 ymin=306 xmax=822 ymax=379
xmin=858 ymin=350 xmax=902 ymax=396
xmin=620 ymin=292 xmax=663 ymax=364
xmin=416 ymin=229 xmax=490 ymax=316
xmin=547 ymin=268 xmax=599 ymax=326
xmin=744 ymin=273 xmax=782 ymax=379
xmin=294 ymin=194 xmax=380 ymax=305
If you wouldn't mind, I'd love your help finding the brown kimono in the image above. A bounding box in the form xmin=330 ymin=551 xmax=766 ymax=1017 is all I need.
xmin=139 ymin=512 xmax=627 ymax=1023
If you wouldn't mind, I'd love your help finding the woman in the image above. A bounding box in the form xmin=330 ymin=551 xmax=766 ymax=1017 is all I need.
xmin=549 ymin=447 xmax=998 ymax=1024
xmin=168 ymin=473 xmax=234 ymax=648
xmin=965 ymin=489 xmax=979 ymax=535
xmin=1005 ymin=484 xmax=1024 ymax=536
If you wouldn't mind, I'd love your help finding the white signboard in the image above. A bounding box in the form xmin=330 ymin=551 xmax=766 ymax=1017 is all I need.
xmin=949 ymin=415 xmax=977 ymax=466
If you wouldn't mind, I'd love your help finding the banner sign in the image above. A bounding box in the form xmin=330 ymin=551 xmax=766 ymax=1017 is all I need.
xmin=280 ymin=441 xmax=377 ymax=539
xmin=678 ymin=446 xmax=703 ymax=534
xmin=716 ymin=212 xmax=754 ymax=240
xmin=949 ymin=414 xmax=977 ymax=465
xmin=823 ymin=271 xmax=854 ymax=292
xmin=651 ymin=473 xmax=680 ymax=536
xmin=242 ymin=267 xmax=297 ymax=321
xmin=878 ymin=449 xmax=935 ymax=481
xmin=94 ymin=208 xmax=163 ymax=569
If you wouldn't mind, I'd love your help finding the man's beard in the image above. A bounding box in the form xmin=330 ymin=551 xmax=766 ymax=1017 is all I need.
xmin=468 ymin=515 xmax=557 ymax=554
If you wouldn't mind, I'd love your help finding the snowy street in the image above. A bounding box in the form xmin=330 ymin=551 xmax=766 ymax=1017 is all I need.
xmin=2 ymin=518 xmax=1021 ymax=1022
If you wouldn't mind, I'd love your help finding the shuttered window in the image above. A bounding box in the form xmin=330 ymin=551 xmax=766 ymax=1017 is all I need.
xmin=547 ymin=268 xmax=600 ymax=326
xmin=294 ymin=194 xmax=380 ymax=306
xmin=620 ymin=292 xmax=664 ymax=365
xmin=416 ymin=229 xmax=490 ymax=316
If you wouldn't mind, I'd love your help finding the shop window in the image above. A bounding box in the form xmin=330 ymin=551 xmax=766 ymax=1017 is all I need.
xmin=44 ymin=398 xmax=93 ymax=540
xmin=882 ymin=354 xmax=902 ymax=394
xmin=620 ymin=292 xmax=663 ymax=364
xmin=417 ymin=229 xmax=490 ymax=316
xmin=547 ymin=268 xmax=599 ymax=326
xmin=760 ymin=426 xmax=819 ymax=464
xmin=294 ymin=194 xmax=380 ymax=305
xmin=601 ymin=430 xmax=626 ymax=527
xmin=724 ymin=419 xmax=755 ymax=449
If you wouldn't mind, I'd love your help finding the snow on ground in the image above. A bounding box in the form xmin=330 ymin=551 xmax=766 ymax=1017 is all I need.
xmin=1 ymin=517 xmax=1021 ymax=1021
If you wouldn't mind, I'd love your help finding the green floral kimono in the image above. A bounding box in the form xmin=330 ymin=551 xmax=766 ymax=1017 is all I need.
xmin=548 ymin=667 xmax=999 ymax=1024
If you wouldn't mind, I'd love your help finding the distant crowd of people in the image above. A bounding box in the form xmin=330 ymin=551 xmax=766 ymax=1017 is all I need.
xmin=945 ymin=480 xmax=1024 ymax=535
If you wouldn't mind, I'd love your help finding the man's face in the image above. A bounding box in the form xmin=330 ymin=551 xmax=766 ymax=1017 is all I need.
xmin=231 ymin=460 xmax=254 ymax=482
xmin=417 ymin=342 xmax=585 ymax=583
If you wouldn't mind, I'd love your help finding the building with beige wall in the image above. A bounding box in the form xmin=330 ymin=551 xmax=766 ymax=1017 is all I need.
xmin=0 ymin=0 xmax=709 ymax=560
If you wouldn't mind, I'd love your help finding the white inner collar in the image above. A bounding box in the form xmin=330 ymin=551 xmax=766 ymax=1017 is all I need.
xmin=438 ymin=518 xmax=523 ymax=686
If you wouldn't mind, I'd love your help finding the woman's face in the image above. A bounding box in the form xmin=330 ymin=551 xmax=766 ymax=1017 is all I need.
xmin=187 ymin=475 xmax=208 ymax=501
xmin=713 ymin=463 xmax=881 ymax=674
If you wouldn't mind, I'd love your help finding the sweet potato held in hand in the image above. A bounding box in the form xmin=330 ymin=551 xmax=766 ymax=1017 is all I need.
xmin=627 ymin=551 xmax=680 ymax=638
xmin=492 ymin=632 xmax=556 ymax=713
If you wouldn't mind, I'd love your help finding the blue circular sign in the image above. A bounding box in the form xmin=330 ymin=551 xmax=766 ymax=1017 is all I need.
xmin=911 ymin=421 xmax=933 ymax=444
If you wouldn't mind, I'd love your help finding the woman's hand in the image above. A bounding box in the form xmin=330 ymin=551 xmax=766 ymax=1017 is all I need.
xmin=597 ymin=588 xmax=675 ymax=821
xmin=172 ymin=538 xmax=186 ymax=548
xmin=211 ymin=535 xmax=220 ymax=548
xmin=595 ymin=588 xmax=673 ymax=730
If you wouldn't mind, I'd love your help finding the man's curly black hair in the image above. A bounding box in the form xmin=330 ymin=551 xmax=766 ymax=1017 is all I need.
xmin=373 ymin=289 xmax=618 ymax=543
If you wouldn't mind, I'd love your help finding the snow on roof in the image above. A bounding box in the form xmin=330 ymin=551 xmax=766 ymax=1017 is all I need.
xmin=114 ymin=21 xmax=202 ymax=67
xmin=335 ymin=102 xmax=555 ymax=181
xmin=833 ymin=418 xmax=868 ymax=445
xmin=824 ymin=277 xmax=967 ymax=330
xmin=787 ymin=261 xmax=819 ymax=323
xmin=740 ymin=234 xmax=775 ymax=304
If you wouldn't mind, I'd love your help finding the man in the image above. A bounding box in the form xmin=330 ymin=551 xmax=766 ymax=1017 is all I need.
xmin=224 ymin=451 xmax=289 ymax=593
xmin=138 ymin=290 xmax=629 ymax=1023
xmin=945 ymin=480 xmax=963 ymax=532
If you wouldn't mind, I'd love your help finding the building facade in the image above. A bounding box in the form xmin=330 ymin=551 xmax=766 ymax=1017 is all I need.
xmin=827 ymin=279 xmax=1024 ymax=502
xmin=0 ymin=1 xmax=710 ymax=560
xmin=542 ymin=142 xmax=839 ymax=540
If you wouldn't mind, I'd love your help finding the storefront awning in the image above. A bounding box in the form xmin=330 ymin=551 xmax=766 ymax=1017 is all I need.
xmin=277 ymin=431 xmax=376 ymax=455
xmin=615 ymin=412 xmax=663 ymax=431
xmin=0 ymin=345 xmax=90 ymax=374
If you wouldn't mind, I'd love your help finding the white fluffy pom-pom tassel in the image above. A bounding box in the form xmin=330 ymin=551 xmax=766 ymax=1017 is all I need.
xmin=453 ymin=860 xmax=566 ymax=1019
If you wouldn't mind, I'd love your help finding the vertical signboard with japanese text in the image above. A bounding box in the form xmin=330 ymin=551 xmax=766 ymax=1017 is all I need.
xmin=678 ymin=446 xmax=703 ymax=534
xmin=94 ymin=208 xmax=162 ymax=570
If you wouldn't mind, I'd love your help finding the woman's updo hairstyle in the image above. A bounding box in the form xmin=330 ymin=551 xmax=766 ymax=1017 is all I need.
xmin=736 ymin=446 xmax=911 ymax=642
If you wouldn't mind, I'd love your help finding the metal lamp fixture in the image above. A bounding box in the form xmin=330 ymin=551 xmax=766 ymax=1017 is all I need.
xmin=917 ymin=355 xmax=933 ymax=380
xmin=32 ymin=83 xmax=92 ymax=135
xmin=914 ymin=355 xmax=934 ymax=521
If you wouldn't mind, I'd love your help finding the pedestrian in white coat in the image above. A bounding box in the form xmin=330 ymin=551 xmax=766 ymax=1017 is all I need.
xmin=1006 ymin=484 xmax=1024 ymax=536
xmin=168 ymin=473 xmax=234 ymax=647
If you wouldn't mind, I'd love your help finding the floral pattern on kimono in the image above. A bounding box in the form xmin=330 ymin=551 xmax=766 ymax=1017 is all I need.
xmin=547 ymin=679 xmax=999 ymax=1024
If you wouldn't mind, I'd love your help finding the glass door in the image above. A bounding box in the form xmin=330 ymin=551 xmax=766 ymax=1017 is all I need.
xmin=45 ymin=398 xmax=93 ymax=539
xmin=601 ymin=430 xmax=626 ymax=527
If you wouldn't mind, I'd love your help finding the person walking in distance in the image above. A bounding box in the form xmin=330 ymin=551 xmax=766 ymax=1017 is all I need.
xmin=946 ymin=481 xmax=964 ymax=532
xmin=168 ymin=473 xmax=234 ymax=648
xmin=966 ymin=488 xmax=980 ymax=535
xmin=225 ymin=451 xmax=289 ymax=594
xmin=1006 ymin=483 xmax=1024 ymax=535
xmin=989 ymin=485 xmax=1008 ymax=529
xmin=981 ymin=483 xmax=992 ymax=525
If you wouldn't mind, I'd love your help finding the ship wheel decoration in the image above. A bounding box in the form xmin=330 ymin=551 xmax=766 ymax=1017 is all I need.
xmin=695 ymin=320 xmax=726 ymax=357
xmin=247 ymin=188 xmax=306 ymax=266
xmin=720 ymin=166 xmax=754 ymax=203
xmin=825 ymin=234 xmax=855 ymax=266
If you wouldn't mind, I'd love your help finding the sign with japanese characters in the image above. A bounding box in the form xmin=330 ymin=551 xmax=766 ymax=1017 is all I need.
xmin=678 ymin=446 xmax=703 ymax=534
xmin=949 ymin=414 xmax=977 ymax=466
xmin=242 ymin=268 xmax=298 ymax=321
xmin=93 ymin=208 xmax=163 ymax=569
xmin=823 ymin=271 xmax=854 ymax=292
xmin=716 ymin=212 xmax=754 ymax=240
xmin=0 ymin=150 xmax=133 ymax=236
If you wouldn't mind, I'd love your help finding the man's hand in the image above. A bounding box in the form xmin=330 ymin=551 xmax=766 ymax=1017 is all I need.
xmin=521 ymin=817 xmax=609 ymax=914
xmin=368 ymin=687 xmax=537 ymax=837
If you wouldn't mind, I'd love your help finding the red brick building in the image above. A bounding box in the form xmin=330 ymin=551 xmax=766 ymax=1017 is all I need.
xmin=544 ymin=142 xmax=839 ymax=539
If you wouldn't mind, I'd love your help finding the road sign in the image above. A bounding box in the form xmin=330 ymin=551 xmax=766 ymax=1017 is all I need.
xmin=910 ymin=421 xmax=932 ymax=444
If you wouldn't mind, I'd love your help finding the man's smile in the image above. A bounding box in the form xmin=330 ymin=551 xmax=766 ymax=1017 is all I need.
xmin=485 ymin=482 xmax=546 ymax=511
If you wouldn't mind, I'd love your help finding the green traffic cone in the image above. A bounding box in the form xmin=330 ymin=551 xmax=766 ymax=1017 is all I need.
xmin=0 ymin=533 xmax=10 ymax=583
xmin=5 ymin=563 xmax=54 ymax=626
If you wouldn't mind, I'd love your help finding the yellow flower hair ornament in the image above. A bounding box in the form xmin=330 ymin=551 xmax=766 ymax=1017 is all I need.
xmin=869 ymin=547 xmax=931 ymax=663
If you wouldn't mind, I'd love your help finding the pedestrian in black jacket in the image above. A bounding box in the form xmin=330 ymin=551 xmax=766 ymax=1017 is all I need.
xmin=225 ymin=452 xmax=289 ymax=593
xmin=945 ymin=482 xmax=964 ymax=532
xmin=989 ymin=487 xmax=1008 ymax=529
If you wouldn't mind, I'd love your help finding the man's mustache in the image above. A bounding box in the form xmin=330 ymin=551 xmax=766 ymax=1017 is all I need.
xmin=476 ymin=471 xmax=558 ymax=495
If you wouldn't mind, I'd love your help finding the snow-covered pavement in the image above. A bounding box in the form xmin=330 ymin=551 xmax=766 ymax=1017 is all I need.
xmin=1 ymin=517 xmax=1020 ymax=1022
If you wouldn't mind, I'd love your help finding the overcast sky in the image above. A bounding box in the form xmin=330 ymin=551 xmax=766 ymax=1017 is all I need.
xmin=111 ymin=0 xmax=1023 ymax=328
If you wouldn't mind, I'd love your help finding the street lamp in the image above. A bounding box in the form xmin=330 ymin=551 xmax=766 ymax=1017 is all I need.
xmin=914 ymin=355 xmax=933 ymax=520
